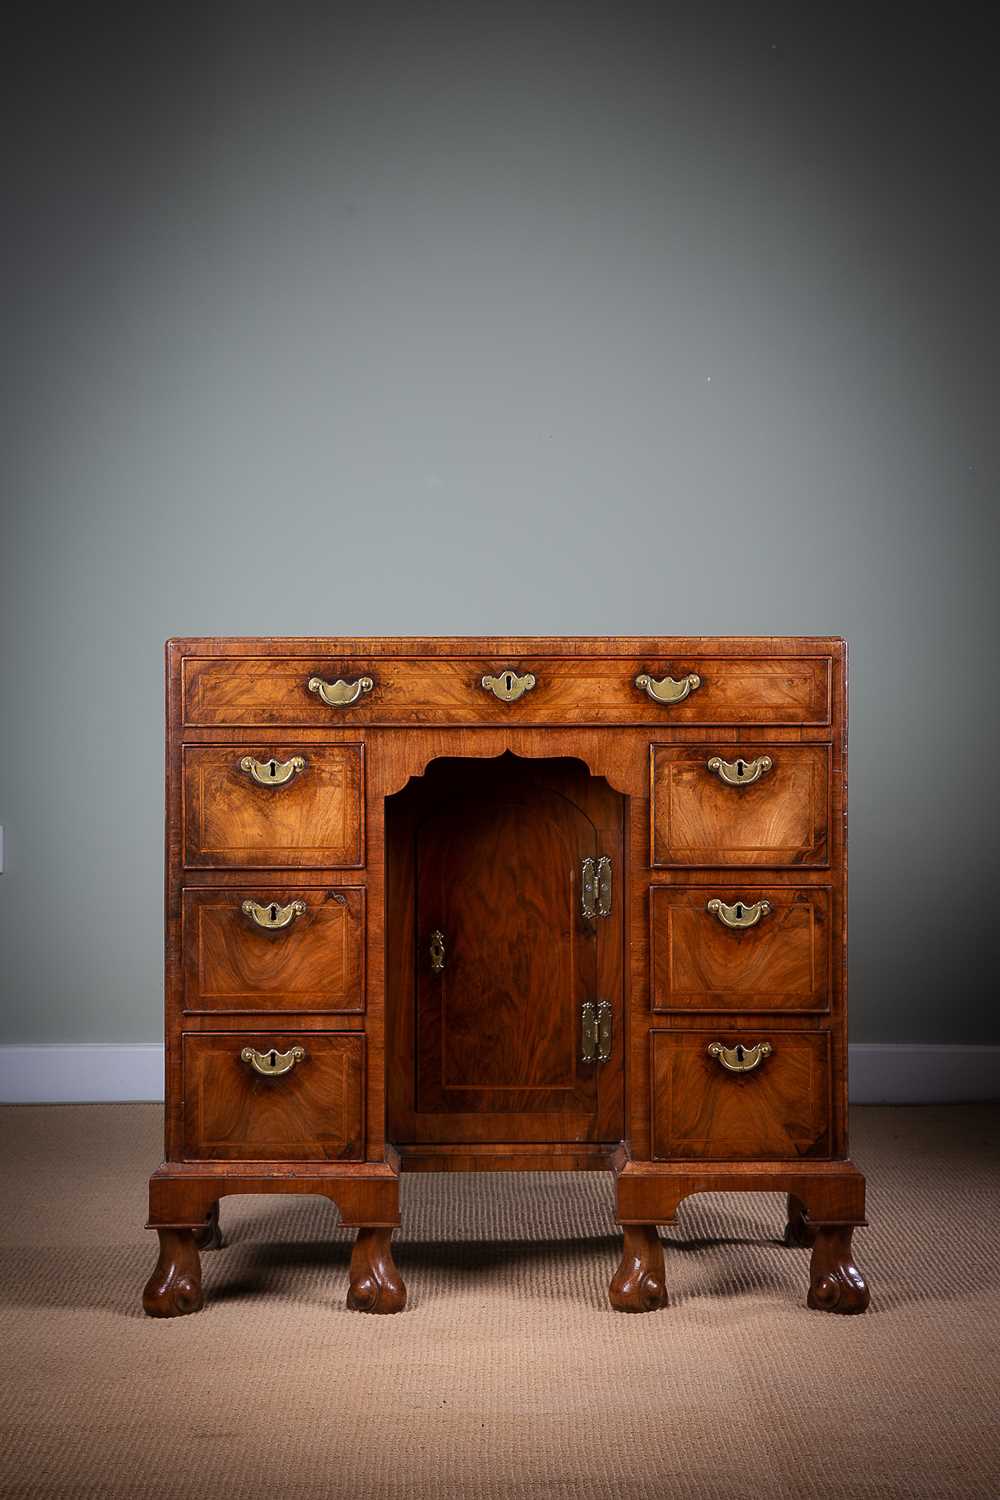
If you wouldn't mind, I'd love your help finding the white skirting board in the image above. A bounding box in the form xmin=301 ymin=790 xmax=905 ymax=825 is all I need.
xmin=0 ymin=1042 xmax=997 ymax=1106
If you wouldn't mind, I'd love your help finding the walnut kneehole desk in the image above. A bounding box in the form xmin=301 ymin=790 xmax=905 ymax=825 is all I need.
xmin=144 ymin=637 xmax=868 ymax=1317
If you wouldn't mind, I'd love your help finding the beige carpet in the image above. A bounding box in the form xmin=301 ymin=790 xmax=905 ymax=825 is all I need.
xmin=1 ymin=1105 xmax=998 ymax=1499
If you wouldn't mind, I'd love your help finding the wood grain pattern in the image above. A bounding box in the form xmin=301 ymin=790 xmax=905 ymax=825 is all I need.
xmin=142 ymin=1229 xmax=203 ymax=1317
xmin=651 ymin=744 xmax=830 ymax=867
xmin=347 ymin=1228 xmax=407 ymax=1313
xmin=182 ymin=1033 xmax=364 ymax=1162
xmin=649 ymin=1029 xmax=831 ymax=1160
xmin=182 ymin=886 xmax=364 ymax=1013
xmin=182 ymin=652 xmax=831 ymax=727
xmin=608 ymin=1225 xmax=668 ymax=1312
xmin=649 ymin=886 xmax=832 ymax=1013
xmin=387 ymin=755 xmax=625 ymax=1144
xmin=149 ymin=636 xmax=863 ymax=1317
xmin=182 ymin=744 xmax=363 ymax=868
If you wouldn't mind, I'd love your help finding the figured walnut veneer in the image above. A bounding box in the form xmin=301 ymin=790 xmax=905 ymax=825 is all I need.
xmin=182 ymin=886 xmax=364 ymax=1013
xmin=649 ymin=1029 xmax=831 ymax=1160
xmin=147 ymin=637 xmax=866 ymax=1318
xmin=182 ymin=653 xmax=831 ymax=728
xmin=650 ymin=886 xmax=832 ymax=1013
xmin=651 ymin=744 xmax=830 ymax=867
xmin=182 ymin=744 xmax=363 ymax=868
xmin=181 ymin=1032 xmax=364 ymax=1162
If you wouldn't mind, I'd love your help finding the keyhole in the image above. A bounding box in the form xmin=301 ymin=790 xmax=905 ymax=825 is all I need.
xmin=268 ymin=759 xmax=277 ymax=779
xmin=503 ymin=672 xmax=514 ymax=692
xmin=735 ymin=1044 xmax=745 ymax=1064
xmin=735 ymin=904 xmax=744 ymax=919
xmin=268 ymin=1050 xmax=277 ymax=1068
xmin=736 ymin=759 xmax=748 ymax=780
xmin=269 ymin=904 xmax=278 ymax=922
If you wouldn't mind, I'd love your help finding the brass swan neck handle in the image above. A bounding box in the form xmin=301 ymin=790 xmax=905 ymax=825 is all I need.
xmin=239 ymin=755 xmax=306 ymax=787
xmin=242 ymin=899 xmax=307 ymax=930
xmin=240 ymin=1045 xmax=306 ymax=1077
xmin=708 ymin=1041 xmax=772 ymax=1074
xmin=307 ymin=675 xmax=374 ymax=707
xmin=706 ymin=754 xmax=772 ymax=787
xmin=707 ymin=898 xmax=771 ymax=929
xmin=635 ymin=672 xmax=701 ymax=705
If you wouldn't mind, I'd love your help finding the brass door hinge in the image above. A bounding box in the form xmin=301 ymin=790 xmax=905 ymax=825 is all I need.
xmin=581 ymin=856 xmax=612 ymax=920
xmin=581 ymin=1000 xmax=613 ymax=1064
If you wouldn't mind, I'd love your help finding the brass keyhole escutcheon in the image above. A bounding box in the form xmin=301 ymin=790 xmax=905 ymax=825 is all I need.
xmin=240 ymin=1045 xmax=306 ymax=1078
xmin=707 ymin=755 xmax=773 ymax=787
xmin=239 ymin=755 xmax=306 ymax=787
xmin=429 ymin=929 xmax=446 ymax=973
xmin=708 ymin=1040 xmax=772 ymax=1073
xmin=242 ymin=899 xmax=307 ymax=930
xmin=707 ymin=898 xmax=771 ymax=930
xmin=481 ymin=669 xmax=536 ymax=703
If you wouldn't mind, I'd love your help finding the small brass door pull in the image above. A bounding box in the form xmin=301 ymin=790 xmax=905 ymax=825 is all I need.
xmin=635 ymin=672 xmax=701 ymax=705
xmin=581 ymin=856 xmax=613 ymax=920
xmin=239 ymin=755 xmax=306 ymax=787
xmin=581 ymin=1000 xmax=613 ymax=1064
xmin=481 ymin=670 xmax=536 ymax=703
xmin=429 ymin=929 xmax=446 ymax=973
xmin=241 ymin=1045 xmax=305 ymax=1077
xmin=708 ymin=1040 xmax=772 ymax=1073
xmin=707 ymin=754 xmax=772 ymax=787
xmin=241 ymin=898 xmax=306 ymax=930
xmin=707 ymin=898 xmax=771 ymax=930
xmin=307 ymin=675 xmax=374 ymax=707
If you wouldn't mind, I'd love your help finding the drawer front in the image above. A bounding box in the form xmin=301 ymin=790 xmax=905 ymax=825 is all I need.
xmin=651 ymin=744 xmax=830 ymax=867
xmin=650 ymin=886 xmax=831 ymax=1013
xmin=181 ymin=654 xmax=831 ymax=727
xmin=182 ymin=745 xmax=363 ymax=868
xmin=650 ymin=1030 xmax=831 ymax=1161
xmin=182 ymin=1033 xmax=364 ymax=1161
xmin=182 ymin=887 xmax=364 ymax=1014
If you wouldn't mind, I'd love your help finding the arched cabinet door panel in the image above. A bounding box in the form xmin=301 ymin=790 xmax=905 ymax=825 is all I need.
xmin=392 ymin=755 xmax=625 ymax=1146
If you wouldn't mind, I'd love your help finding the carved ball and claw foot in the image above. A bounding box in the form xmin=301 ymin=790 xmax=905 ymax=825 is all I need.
xmin=609 ymin=1225 xmax=668 ymax=1313
xmin=346 ymin=1228 xmax=407 ymax=1314
xmin=193 ymin=1202 xmax=224 ymax=1252
xmin=807 ymin=1226 xmax=870 ymax=1314
xmin=143 ymin=1229 xmax=204 ymax=1318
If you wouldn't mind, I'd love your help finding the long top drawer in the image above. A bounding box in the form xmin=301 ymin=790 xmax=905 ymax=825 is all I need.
xmin=180 ymin=650 xmax=833 ymax=727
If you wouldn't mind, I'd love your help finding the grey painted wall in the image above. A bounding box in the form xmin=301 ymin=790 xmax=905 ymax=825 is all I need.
xmin=2 ymin=3 xmax=997 ymax=1046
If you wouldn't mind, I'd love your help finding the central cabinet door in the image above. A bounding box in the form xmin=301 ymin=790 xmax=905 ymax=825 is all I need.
xmin=388 ymin=755 xmax=624 ymax=1146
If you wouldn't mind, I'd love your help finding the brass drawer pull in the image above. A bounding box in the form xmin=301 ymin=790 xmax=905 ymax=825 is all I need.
xmin=307 ymin=675 xmax=374 ymax=707
xmin=635 ymin=672 xmax=701 ymax=705
xmin=481 ymin=669 xmax=536 ymax=703
xmin=708 ymin=1040 xmax=772 ymax=1073
xmin=239 ymin=755 xmax=306 ymax=787
xmin=707 ymin=754 xmax=772 ymax=787
xmin=241 ymin=898 xmax=306 ymax=930
xmin=240 ymin=1045 xmax=305 ymax=1077
xmin=707 ymin=898 xmax=771 ymax=930
xmin=429 ymin=928 xmax=446 ymax=973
